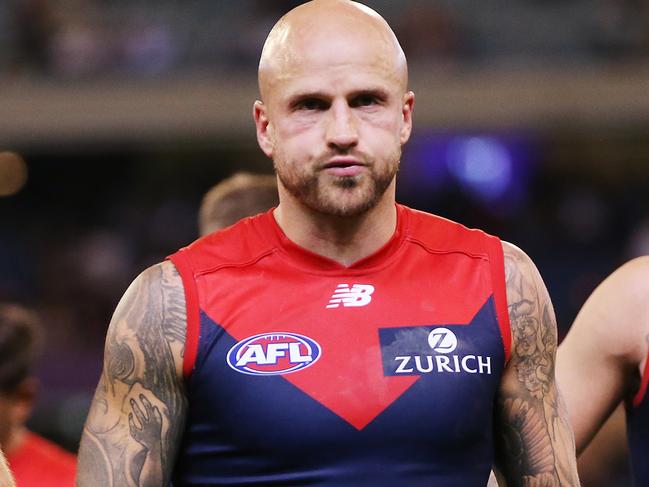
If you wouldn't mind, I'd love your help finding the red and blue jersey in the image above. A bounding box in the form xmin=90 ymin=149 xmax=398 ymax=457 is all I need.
xmin=626 ymin=352 xmax=649 ymax=486
xmin=168 ymin=204 xmax=511 ymax=486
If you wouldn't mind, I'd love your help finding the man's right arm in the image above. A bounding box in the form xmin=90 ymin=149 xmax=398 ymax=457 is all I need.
xmin=77 ymin=261 xmax=187 ymax=486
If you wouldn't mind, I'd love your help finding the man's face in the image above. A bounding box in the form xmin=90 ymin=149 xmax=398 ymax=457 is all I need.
xmin=256 ymin=25 xmax=414 ymax=217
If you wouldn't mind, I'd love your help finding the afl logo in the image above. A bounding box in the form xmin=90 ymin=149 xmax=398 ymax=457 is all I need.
xmin=427 ymin=328 xmax=458 ymax=354
xmin=227 ymin=332 xmax=322 ymax=376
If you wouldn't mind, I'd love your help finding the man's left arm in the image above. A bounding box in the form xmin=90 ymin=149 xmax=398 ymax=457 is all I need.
xmin=0 ymin=449 xmax=15 ymax=487
xmin=493 ymin=242 xmax=579 ymax=485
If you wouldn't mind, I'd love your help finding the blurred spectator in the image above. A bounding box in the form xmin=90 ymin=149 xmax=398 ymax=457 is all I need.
xmin=3 ymin=0 xmax=649 ymax=79
xmin=48 ymin=9 xmax=109 ymax=78
xmin=585 ymin=0 xmax=649 ymax=60
xmin=122 ymin=22 xmax=176 ymax=76
xmin=12 ymin=0 xmax=57 ymax=74
xmin=0 ymin=303 xmax=76 ymax=486
xmin=395 ymin=4 xmax=463 ymax=66
xmin=198 ymin=171 xmax=278 ymax=236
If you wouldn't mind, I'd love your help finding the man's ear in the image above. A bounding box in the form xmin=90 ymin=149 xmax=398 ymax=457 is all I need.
xmin=400 ymin=91 xmax=415 ymax=145
xmin=254 ymin=101 xmax=274 ymax=158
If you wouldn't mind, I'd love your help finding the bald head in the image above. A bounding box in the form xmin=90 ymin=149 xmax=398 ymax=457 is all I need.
xmin=258 ymin=0 xmax=408 ymax=101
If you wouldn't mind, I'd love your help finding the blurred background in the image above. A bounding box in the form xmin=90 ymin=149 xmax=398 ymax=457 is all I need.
xmin=1 ymin=0 xmax=648 ymax=485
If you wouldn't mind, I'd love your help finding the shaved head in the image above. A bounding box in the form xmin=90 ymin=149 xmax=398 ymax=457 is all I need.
xmin=258 ymin=0 xmax=408 ymax=101
xmin=253 ymin=0 xmax=414 ymax=220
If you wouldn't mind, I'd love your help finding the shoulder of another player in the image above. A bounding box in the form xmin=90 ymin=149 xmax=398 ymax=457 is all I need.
xmin=566 ymin=256 xmax=649 ymax=362
xmin=605 ymin=256 xmax=649 ymax=310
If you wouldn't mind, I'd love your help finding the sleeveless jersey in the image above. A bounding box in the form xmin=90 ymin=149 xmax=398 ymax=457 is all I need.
xmin=7 ymin=431 xmax=77 ymax=487
xmin=626 ymin=351 xmax=649 ymax=486
xmin=168 ymin=204 xmax=511 ymax=487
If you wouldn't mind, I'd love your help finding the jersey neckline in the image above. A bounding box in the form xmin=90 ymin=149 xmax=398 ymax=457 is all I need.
xmin=259 ymin=203 xmax=410 ymax=275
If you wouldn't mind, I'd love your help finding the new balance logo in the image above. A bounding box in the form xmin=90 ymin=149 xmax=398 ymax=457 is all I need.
xmin=326 ymin=284 xmax=375 ymax=309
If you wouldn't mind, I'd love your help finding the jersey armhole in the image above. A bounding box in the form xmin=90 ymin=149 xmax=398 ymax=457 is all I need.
xmin=485 ymin=236 xmax=512 ymax=364
xmin=167 ymin=250 xmax=200 ymax=380
xmin=633 ymin=351 xmax=649 ymax=407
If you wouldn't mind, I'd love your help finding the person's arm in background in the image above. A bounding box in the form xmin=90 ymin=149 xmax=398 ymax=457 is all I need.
xmin=492 ymin=243 xmax=580 ymax=486
xmin=77 ymin=261 xmax=188 ymax=486
xmin=558 ymin=257 xmax=649 ymax=453
xmin=0 ymin=449 xmax=15 ymax=487
xmin=576 ymin=405 xmax=629 ymax=486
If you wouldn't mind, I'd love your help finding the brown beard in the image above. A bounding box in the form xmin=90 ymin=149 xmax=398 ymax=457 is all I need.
xmin=274 ymin=151 xmax=400 ymax=217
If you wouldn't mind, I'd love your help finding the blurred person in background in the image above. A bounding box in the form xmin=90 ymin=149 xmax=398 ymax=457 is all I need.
xmin=0 ymin=303 xmax=76 ymax=487
xmin=558 ymin=256 xmax=649 ymax=486
xmin=198 ymin=171 xmax=278 ymax=236
xmin=77 ymin=1 xmax=579 ymax=485
xmin=0 ymin=449 xmax=15 ymax=487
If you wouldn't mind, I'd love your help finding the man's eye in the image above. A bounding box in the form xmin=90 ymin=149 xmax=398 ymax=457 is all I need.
xmin=351 ymin=95 xmax=379 ymax=107
xmin=297 ymin=99 xmax=327 ymax=111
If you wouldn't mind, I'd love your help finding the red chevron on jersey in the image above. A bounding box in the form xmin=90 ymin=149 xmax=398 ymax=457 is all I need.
xmin=217 ymin=298 xmax=492 ymax=429
xmin=222 ymin=315 xmax=421 ymax=430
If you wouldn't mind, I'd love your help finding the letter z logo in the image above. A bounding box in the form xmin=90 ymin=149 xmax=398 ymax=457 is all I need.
xmin=326 ymin=284 xmax=375 ymax=309
xmin=427 ymin=328 xmax=458 ymax=354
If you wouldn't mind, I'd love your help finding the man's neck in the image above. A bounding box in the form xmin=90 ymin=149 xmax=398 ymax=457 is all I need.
xmin=273 ymin=191 xmax=398 ymax=267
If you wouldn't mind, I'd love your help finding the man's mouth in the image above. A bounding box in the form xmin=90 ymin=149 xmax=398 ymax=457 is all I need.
xmin=323 ymin=158 xmax=366 ymax=177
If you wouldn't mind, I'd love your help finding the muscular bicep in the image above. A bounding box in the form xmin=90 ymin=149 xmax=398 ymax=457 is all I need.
xmin=77 ymin=261 xmax=187 ymax=487
xmin=493 ymin=243 xmax=579 ymax=485
xmin=557 ymin=257 xmax=649 ymax=453
xmin=557 ymin=304 xmax=627 ymax=454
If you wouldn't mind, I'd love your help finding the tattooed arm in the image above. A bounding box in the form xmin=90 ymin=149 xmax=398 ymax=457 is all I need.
xmin=493 ymin=242 xmax=579 ymax=486
xmin=77 ymin=261 xmax=187 ymax=487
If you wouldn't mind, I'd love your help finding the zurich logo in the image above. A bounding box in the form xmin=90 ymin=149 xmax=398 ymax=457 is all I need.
xmin=427 ymin=328 xmax=458 ymax=354
xmin=227 ymin=332 xmax=322 ymax=376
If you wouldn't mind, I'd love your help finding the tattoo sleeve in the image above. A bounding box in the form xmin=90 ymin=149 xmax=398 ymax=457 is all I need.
xmin=494 ymin=244 xmax=579 ymax=486
xmin=77 ymin=261 xmax=188 ymax=487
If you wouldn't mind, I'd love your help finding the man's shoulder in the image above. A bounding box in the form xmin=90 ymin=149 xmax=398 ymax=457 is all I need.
xmin=610 ymin=256 xmax=649 ymax=295
xmin=564 ymin=256 xmax=649 ymax=363
xmin=402 ymin=205 xmax=499 ymax=256
xmin=594 ymin=256 xmax=649 ymax=335
xmin=585 ymin=256 xmax=649 ymax=320
xmin=170 ymin=212 xmax=277 ymax=274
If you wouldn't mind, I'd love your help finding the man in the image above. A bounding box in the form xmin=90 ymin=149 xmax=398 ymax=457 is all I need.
xmin=0 ymin=303 xmax=76 ymax=486
xmin=198 ymin=171 xmax=278 ymax=236
xmin=558 ymin=256 xmax=649 ymax=485
xmin=77 ymin=1 xmax=580 ymax=485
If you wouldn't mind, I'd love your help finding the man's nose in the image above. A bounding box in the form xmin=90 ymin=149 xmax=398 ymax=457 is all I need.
xmin=326 ymin=101 xmax=359 ymax=150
